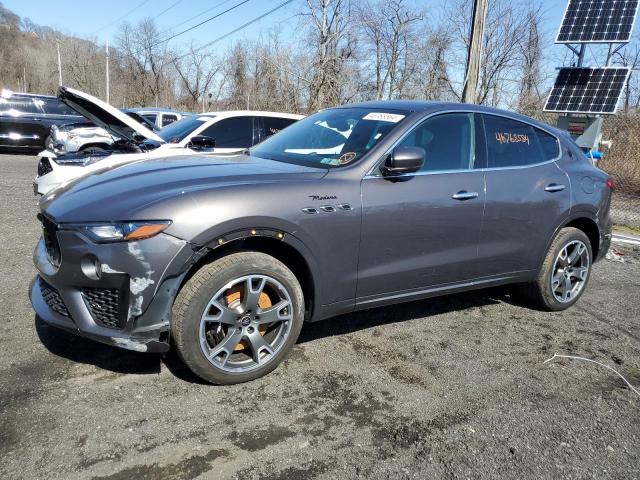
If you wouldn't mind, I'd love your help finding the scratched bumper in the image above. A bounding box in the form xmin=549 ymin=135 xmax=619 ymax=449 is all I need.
xmin=30 ymin=231 xmax=196 ymax=353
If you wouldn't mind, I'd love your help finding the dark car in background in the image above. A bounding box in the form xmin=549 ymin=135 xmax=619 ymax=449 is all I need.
xmin=30 ymin=101 xmax=612 ymax=385
xmin=0 ymin=90 xmax=84 ymax=153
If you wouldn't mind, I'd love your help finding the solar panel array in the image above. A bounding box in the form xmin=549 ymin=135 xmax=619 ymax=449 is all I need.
xmin=556 ymin=0 xmax=639 ymax=43
xmin=544 ymin=67 xmax=631 ymax=114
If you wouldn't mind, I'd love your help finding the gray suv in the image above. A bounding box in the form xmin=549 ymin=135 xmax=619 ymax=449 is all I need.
xmin=30 ymin=101 xmax=613 ymax=384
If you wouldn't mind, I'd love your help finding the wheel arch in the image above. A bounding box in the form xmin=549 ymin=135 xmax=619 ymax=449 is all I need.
xmin=79 ymin=142 xmax=111 ymax=151
xmin=563 ymin=216 xmax=601 ymax=260
xmin=179 ymin=230 xmax=319 ymax=322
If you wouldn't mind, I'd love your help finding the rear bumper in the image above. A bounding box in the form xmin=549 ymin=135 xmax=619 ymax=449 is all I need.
xmin=30 ymin=231 xmax=199 ymax=353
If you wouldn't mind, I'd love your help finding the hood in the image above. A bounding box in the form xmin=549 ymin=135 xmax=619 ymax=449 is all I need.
xmin=58 ymin=87 xmax=164 ymax=144
xmin=40 ymin=153 xmax=327 ymax=223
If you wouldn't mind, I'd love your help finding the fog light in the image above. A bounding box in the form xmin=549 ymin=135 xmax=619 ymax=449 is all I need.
xmin=81 ymin=255 xmax=101 ymax=280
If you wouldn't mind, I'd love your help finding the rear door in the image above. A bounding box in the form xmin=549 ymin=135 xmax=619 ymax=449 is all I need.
xmin=357 ymin=112 xmax=486 ymax=303
xmin=478 ymin=114 xmax=570 ymax=276
xmin=0 ymin=96 xmax=47 ymax=151
xmin=256 ymin=116 xmax=298 ymax=144
xmin=198 ymin=116 xmax=255 ymax=153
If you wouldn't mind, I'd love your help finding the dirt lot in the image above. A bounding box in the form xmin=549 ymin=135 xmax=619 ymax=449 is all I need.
xmin=1 ymin=154 xmax=639 ymax=480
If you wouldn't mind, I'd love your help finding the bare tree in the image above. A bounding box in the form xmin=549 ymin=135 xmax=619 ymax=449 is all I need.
xmin=517 ymin=7 xmax=544 ymax=114
xmin=449 ymin=0 xmax=533 ymax=106
xmin=173 ymin=44 xmax=223 ymax=112
xmin=302 ymin=0 xmax=353 ymax=110
xmin=356 ymin=0 xmax=424 ymax=100
xmin=614 ymin=36 xmax=640 ymax=112
xmin=115 ymin=18 xmax=171 ymax=106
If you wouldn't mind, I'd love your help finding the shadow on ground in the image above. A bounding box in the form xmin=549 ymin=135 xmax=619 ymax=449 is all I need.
xmin=35 ymin=286 xmax=517 ymax=383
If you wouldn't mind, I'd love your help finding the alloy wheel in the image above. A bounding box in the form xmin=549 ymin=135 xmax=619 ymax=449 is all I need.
xmin=550 ymin=240 xmax=590 ymax=303
xmin=199 ymin=274 xmax=293 ymax=373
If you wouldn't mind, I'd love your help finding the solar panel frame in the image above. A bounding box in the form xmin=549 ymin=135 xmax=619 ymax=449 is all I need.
xmin=543 ymin=66 xmax=631 ymax=114
xmin=555 ymin=0 xmax=639 ymax=44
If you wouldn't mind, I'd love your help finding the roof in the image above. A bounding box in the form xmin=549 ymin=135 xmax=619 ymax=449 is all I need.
xmin=1 ymin=89 xmax=56 ymax=99
xmin=201 ymin=110 xmax=304 ymax=119
xmin=337 ymin=100 xmax=558 ymax=133
xmin=124 ymin=107 xmax=184 ymax=114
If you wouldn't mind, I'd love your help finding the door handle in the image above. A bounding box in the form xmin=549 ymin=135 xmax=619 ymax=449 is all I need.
xmin=452 ymin=190 xmax=479 ymax=201
xmin=544 ymin=183 xmax=566 ymax=193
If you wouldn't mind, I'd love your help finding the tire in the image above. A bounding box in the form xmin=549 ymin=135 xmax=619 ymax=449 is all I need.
xmin=521 ymin=227 xmax=592 ymax=311
xmin=80 ymin=145 xmax=109 ymax=154
xmin=172 ymin=252 xmax=305 ymax=385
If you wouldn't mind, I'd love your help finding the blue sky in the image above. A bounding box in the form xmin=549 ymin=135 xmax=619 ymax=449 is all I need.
xmin=5 ymin=0 xmax=568 ymax=52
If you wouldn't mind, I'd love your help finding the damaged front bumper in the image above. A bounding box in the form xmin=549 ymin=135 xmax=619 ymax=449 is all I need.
xmin=30 ymin=229 xmax=200 ymax=353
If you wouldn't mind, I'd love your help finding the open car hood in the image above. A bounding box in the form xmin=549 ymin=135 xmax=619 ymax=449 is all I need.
xmin=57 ymin=87 xmax=164 ymax=144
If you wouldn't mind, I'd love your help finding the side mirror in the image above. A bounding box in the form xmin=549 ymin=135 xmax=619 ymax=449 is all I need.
xmin=187 ymin=135 xmax=216 ymax=150
xmin=382 ymin=146 xmax=425 ymax=176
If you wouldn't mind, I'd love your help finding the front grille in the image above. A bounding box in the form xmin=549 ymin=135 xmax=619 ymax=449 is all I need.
xmin=37 ymin=157 xmax=53 ymax=176
xmin=40 ymin=215 xmax=61 ymax=268
xmin=82 ymin=287 xmax=123 ymax=329
xmin=39 ymin=278 xmax=70 ymax=318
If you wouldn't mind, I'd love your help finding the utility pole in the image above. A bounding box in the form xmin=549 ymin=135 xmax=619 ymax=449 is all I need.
xmin=56 ymin=40 xmax=63 ymax=86
xmin=462 ymin=0 xmax=488 ymax=104
xmin=105 ymin=40 xmax=110 ymax=104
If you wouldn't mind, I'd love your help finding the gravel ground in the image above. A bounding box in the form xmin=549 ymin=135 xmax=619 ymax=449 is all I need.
xmin=1 ymin=154 xmax=639 ymax=480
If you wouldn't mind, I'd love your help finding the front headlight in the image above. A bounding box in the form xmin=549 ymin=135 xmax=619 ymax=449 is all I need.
xmin=62 ymin=221 xmax=171 ymax=243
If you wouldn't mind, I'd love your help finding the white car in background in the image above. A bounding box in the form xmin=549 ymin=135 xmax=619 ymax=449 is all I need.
xmin=34 ymin=87 xmax=303 ymax=195
xmin=45 ymin=111 xmax=159 ymax=155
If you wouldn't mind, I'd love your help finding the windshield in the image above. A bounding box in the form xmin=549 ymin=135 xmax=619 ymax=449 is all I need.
xmin=251 ymin=108 xmax=408 ymax=168
xmin=157 ymin=115 xmax=213 ymax=143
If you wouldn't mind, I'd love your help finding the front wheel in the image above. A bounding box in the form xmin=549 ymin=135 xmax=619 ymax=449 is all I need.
xmin=172 ymin=252 xmax=305 ymax=384
xmin=522 ymin=227 xmax=592 ymax=311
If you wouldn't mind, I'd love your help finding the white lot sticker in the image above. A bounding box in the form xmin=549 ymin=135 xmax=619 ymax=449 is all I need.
xmin=362 ymin=112 xmax=405 ymax=123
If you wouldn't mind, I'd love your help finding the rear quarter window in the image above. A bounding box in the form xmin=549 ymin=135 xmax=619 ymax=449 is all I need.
xmin=536 ymin=129 xmax=560 ymax=161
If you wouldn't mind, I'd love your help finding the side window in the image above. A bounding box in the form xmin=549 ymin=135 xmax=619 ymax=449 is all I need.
xmin=0 ymin=97 xmax=39 ymax=115
xmin=398 ymin=113 xmax=475 ymax=171
xmin=483 ymin=115 xmax=547 ymax=168
xmin=142 ymin=113 xmax=157 ymax=125
xmin=161 ymin=114 xmax=178 ymax=127
xmin=261 ymin=116 xmax=297 ymax=140
xmin=201 ymin=117 xmax=253 ymax=148
xmin=40 ymin=97 xmax=78 ymax=116
xmin=536 ymin=128 xmax=560 ymax=161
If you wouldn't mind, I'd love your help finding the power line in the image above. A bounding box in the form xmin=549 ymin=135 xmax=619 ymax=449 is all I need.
xmin=81 ymin=0 xmax=252 ymax=69
xmin=158 ymin=0 xmax=251 ymax=47
xmin=158 ymin=0 xmax=236 ymax=35
xmin=95 ymin=0 xmax=150 ymax=34
xmin=172 ymin=0 xmax=295 ymax=63
xmin=153 ymin=0 xmax=185 ymax=21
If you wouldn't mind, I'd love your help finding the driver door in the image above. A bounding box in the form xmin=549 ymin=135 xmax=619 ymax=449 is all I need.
xmin=356 ymin=113 xmax=486 ymax=304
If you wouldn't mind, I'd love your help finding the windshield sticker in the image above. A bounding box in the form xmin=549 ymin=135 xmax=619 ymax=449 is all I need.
xmin=495 ymin=132 xmax=530 ymax=145
xmin=362 ymin=112 xmax=405 ymax=123
xmin=320 ymin=158 xmax=341 ymax=166
xmin=338 ymin=152 xmax=357 ymax=165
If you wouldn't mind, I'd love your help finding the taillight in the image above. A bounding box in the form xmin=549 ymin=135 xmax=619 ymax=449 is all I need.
xmin=606 ymin=178 xmax=614 ymax=190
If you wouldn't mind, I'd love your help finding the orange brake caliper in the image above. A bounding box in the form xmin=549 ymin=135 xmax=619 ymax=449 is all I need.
xmin=225 ymin=286 xmax=272 ymax=352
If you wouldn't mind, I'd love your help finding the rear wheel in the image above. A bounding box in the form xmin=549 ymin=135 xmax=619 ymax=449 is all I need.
xmin=172 ymin=252 xmax=304 ymax=384
xmin=522 ymin=227 xmax=592 ymax=311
